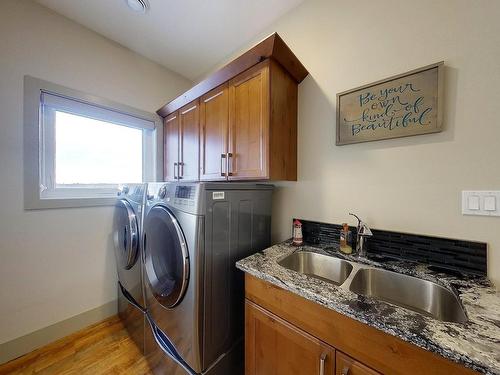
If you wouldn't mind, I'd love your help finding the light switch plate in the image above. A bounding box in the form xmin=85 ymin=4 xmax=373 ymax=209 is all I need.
xmin=484 ymin=196 xmax=497 ymax=211
xmin=467 ymin=195 xmax=480 ymax=210
xmin=462 ymin=191 xmax=500 ymax=217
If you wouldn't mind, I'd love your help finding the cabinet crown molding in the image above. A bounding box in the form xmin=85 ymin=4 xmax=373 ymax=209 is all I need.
xmin=157 ymin=32 xmax=308 ymax=118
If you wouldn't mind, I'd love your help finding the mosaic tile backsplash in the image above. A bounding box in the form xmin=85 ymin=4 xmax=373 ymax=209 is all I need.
xmin=294 ymin=219 xmax=487 ymax=276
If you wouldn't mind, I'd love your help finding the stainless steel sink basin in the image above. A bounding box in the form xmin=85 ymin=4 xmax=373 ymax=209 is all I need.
xmin=278 ymin=251 xmax=468 ymax=323
xmin=349 ymin=268 xmax=468 ymax=323
xmin=278 ymin=251 xmax=353 ymax=285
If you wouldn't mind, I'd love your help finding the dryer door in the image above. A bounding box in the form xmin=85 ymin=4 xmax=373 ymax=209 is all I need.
xmin=144 ymin=205 xmax=189 ymax=309
xmin=113 ymin=199 xmax=139 ymax=270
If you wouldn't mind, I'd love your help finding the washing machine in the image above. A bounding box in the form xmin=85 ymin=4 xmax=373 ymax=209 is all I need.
xmin=112 ymin=183 xmax=147 ymax=353
xmin=143 ymin=182 xmax=273 ymax=375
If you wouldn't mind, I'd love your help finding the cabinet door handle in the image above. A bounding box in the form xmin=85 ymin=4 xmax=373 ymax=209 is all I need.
xmin=319 ymin=353 xmax=326 ymax=375
xmin=173 ymin=162 xmax=177 ymax=180
xmin=226 ymin=152 xmax=233 ymax=176
xmin=178 ymin=162 xmax=183 ymax=180
xmin=220 ymin=153 xmax=227 ymax=177
xmin=342 ymin=366 xmax=350 ymax=375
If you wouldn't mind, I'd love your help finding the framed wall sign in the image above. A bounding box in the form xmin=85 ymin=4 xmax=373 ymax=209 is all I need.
xmin=336 ymin=62 xmax=444 ymax=145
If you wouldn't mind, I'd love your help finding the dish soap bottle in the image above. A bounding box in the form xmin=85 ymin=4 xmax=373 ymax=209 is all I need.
xmin=339 ymin=223 xmax=352 ymax=254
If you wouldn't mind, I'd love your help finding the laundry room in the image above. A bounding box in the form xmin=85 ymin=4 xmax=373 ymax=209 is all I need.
xmin=0 ymin=0 xmax=499 ymax=374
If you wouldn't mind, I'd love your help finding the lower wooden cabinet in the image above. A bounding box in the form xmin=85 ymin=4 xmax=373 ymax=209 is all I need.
xmin=245 ymin=300 xmax=379 ymax=375
xmin=245 ymin=301 xmax=335 ymax=375
xmin=336 ymin=352 xmax=380 ymax=375
xmin=244 ymin=274 xmax=478 ymax=375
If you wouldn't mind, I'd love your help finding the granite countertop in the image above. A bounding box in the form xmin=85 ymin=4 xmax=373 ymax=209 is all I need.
xmin=236 ymin=240 xmax=500 ymax=375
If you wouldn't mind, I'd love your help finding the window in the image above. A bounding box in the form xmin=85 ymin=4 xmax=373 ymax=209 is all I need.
xmin=39 ymin=92 xmax=155 ymax=199
xmin=24 ymin=76 xmax=161 ymax=209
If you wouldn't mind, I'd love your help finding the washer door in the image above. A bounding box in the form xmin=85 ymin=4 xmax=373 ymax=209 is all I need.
xmin=144 ymin=205 xmax=189 ymax=309
xmin=113 ymin=199 xmax=139 ymax=270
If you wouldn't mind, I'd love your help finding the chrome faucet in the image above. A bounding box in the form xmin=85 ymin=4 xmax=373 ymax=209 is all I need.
xmin=349 ymin=213 xmax=373 ymax=257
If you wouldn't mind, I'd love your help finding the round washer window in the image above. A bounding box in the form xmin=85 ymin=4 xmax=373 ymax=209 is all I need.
xmin=113 ymin=199 xmax=139 ymax=270
xmin=144 ymin=205 xmax=189 ymax=308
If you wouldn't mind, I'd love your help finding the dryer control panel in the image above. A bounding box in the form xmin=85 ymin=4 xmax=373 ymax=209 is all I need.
xmin=147 ymin=182 xmax=201 ymax=215
xmin=172 ymin=185 xmax=198 ymax=211
xmin=175 ymin=185 xmax=196 ymax=200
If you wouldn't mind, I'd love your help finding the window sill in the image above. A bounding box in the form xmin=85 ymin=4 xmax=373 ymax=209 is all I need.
xmin=24 ymin=196 xmax=117 ymax=210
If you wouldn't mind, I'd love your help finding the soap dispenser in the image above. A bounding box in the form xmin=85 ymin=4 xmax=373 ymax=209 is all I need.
xmin=339 ymin=223 xmax=352 ymax=254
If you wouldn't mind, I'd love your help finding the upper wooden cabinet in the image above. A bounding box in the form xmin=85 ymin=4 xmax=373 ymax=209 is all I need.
xmin=164 ymin=100 xmax=200 ymax=182
xmin=200 ymin=84 xmax=229 ymax=181
xmin=179 ymin=100 xmax=200 ymax=181
xmin=159 ymin=33 xmax=307 ymax=182
xmin=228 ymin=62 xmax=270 ymax=180
xmin=163 ymin=112 xmax=179 ymax=181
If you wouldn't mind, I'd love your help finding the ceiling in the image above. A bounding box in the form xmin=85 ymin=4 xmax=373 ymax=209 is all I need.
xmin=36 ymin=0 xmax=305 ymax=81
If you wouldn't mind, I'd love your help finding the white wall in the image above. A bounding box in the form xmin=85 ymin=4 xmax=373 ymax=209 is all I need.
xmin=0 ymin=0 xmax=191 ymax=344
xmin=225 ymin=0 xmax=500 ymax=285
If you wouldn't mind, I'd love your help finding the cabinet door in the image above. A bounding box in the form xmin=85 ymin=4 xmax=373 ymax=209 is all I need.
xmin=164 ymin=112 xmax=179 ymax=181
xmin=179 ymin=100 xmax=200 ymax=181
xmin=336 ymin=352 xmax=381 ymax=375
xmin=200 ymin=84 xmax=229 ymax=181
xmin=228 ymin=62 xmax=269 ymax=180
xmin=246 ymin=301 xmax=334 ymax=375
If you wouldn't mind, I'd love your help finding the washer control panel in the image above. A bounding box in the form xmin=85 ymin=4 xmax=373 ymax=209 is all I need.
xmin=118 ymin=184 xmax=146 ymax=204
xmin=158 ymin=185 xmax=167 ymax=199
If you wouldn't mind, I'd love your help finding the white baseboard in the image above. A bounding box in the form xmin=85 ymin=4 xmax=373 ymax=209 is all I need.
xmin=0 ymin=300 xmax=117 ymax=365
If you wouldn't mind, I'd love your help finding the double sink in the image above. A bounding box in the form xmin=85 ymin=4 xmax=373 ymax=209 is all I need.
xmin=278 ymin=251 xmax=468 ymax=323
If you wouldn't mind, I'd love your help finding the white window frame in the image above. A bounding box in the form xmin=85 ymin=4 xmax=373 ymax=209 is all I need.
xmin=24 ymin=76 xmax=163 ymax=209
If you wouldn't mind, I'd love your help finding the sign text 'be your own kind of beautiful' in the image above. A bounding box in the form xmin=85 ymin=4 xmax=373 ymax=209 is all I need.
xmin=336 ymin=63 xmax=443 ymax=145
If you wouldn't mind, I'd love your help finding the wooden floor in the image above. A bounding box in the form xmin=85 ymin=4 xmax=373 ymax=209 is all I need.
xmin=0 ymin=316 xmax=153 ymax=375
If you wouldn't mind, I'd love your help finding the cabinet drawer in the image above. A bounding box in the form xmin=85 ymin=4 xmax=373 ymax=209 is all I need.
xmin=336 ymin=352 xmax=381 ymax=375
